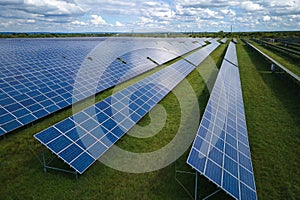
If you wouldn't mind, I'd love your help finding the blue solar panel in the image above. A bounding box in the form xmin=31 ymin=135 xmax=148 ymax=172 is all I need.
xmin=220 ymin=38 xmax=228 ymax=44
xmin=224 ymin=42 xmax=238 ymax=67
xmin=187 ymin=42 xmax=257 ymax=200
xmin=1 ymin=37 xmax=205 ymax=136
xmin=34 ymin=58 xmax=197 ymax=174
xmin=184 ymin=39 xmax=220 ymax=66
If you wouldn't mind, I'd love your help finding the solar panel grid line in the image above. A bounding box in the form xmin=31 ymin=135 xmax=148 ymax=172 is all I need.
xmin=224 ymin=42 xmax=238 ymax=67
xmin=34 ymin=59 xmax=197 ymax=174
xmin=0 ymin=41 xmax=142 ymax=134
xmin=186 ymin=42 xmax=257 ymax=200
xmin=43 ymin=129 xmax=97 ymax=173
xmin=1 ymin=38 xmax=203 ymax=136
xmin=184 ymin=42 xmax=220 ymax=67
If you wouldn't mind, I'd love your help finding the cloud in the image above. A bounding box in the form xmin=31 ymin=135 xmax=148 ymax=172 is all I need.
xmin=263 ymin=15 xmax=271 ymax=21
xmin=115 ymin=21 xmax=124 ymax=27
xmin=241 ymin=1 xmax=264 ymax=12
xmin=23 ymin=0 xmax=85 ymax=16
xmin=0 ymin=0 xmax=299 ymax=32
xmin=71 ymin=20 xmax=87 ymax=26
xmin=90 ymin=14 xmax=106 ymax=25
xmin=141 ymin=1 xmax=175 ymax=21
xmin=27 ymin=19 xmax=36 ymax=23
xmin=175 ymin=0 xmax=238 ymax=9
xmin=0 ymin=0 xmax=23 ymax=5
xmin=220 ymin=9 xmax=236 ymax=17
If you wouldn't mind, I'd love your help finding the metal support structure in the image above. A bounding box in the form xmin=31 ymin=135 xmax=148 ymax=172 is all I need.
xmin=176 ymin=169 xmax=222 ymax=200
xmin=42 ymin=147 xmax=78 ymax=179
xmin=202 ymin=189 xmax=222 ymax=200
xmin=175 ymin=169 xmax=195 ymax=200
xmin=194 ymin=172 xmax=198 ymax=200
xmin=174 ymin=151 xmax=221 ymax=200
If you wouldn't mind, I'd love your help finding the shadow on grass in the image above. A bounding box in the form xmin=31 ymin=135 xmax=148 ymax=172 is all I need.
xmin=242 ymin=41 xmax=300 ymax=124
xmin=252 ymin=41 xmax=300 ymax=71
xmin=215 ymin=44 xmax=228 ymax=69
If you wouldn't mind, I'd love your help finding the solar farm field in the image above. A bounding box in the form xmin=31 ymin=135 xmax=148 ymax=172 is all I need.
xmin=249 ymin=38 xmax=300 ymax=78
xmin=0 ymin=37 xmax=299 ymax=200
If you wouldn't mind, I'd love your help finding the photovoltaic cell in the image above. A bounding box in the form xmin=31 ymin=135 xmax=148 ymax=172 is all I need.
xmin=0 ymin=37 xmax=206 ymax=136
xmin=224 ymin=42 xmax=238 ymax=67
xmin=184 ymin=39 xmax=220 ymax=66
xmin=34 ymin=58 xmax=197 ymax=174
xmin=187 ymin=42 xmax=257 ymax=200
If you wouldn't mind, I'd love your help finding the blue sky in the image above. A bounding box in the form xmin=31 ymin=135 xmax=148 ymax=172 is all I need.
xmin=0 ymin=0 xmax=299 ymax=32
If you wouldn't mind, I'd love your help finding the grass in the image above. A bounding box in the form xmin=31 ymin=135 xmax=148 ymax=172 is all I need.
xmin=237 ymin=39 xmax=300 ymax=199
xmin=1 ymin=39 xmax=299 ymax=200
xmin=249 ymin=40 xmax=300 ymax=77
xmin=0 ymin=43 xmax=229 ymax=200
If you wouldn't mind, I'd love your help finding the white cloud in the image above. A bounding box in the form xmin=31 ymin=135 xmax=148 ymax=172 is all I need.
xmin=115 ymin=21 xmax=124 ymax=26
xmin=220 ymin=9 xmax=236 ymax=17
xmin=90 ymin=14 xmax=106 ymax=25
xmin=141 ymin=1 xmax=175 ymax=21
xmin=24 ymin=0 xmax=85 ymax=15
xmin=241 ymin=1 xmax=263 ymax=11
xmin=27 ymin=19 xmax=35 ymax=23
xmin=263 ymin=15 xmax=271 ymax=21
xmin=71 ymin=20 xmax=87 ymax=26
xmin=0 ymin=0 xmax=300 ymax=32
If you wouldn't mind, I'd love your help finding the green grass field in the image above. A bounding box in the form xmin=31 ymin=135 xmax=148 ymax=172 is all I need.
xmin=0 ymin=40 xmax=299 ymax=200
xmin=249 ymin=40 xmax=300 ymax=77
xmin=237 ymin=39 xmax=300 ymax=199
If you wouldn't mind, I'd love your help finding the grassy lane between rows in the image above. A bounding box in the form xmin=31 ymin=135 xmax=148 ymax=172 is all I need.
xmin=249 ymin=40 xmax=300 ymax=77
xmin=0 ymin=43 xmax=229 ymax=200
xmin=237 ymin=39 xmax=300 ymax=199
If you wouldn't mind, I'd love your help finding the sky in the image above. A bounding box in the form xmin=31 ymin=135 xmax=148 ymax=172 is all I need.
xmin=0 ymin=0 xmax=299 ymax=32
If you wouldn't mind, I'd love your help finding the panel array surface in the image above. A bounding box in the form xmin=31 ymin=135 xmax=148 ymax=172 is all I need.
xmin=187 ymin=42 xmax=257 ymax=200
xmin=0 ymin=37 xmax=205 ymax=136
xmin=224 ymin=42 xmax=238 ymax=67
xmin=184 ymin=39 xmax=220 ymax=66
xmin=34 ymin=59 xmax=196 ymax=174
xmin=220 ymin=38 xmax=228 ymax=44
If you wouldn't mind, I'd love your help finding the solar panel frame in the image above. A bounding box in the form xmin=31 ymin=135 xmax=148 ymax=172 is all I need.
xmin=224 ymin=42 xmax=238 ymax=67
xmin=187 ymin=42 xmax=257 ymax=200
xmin=34 ymin=58 xmax=196 ymax=174
xmin=1 ymin=37 xmax=205 ymax=136
xmin=184 ymin=41 xmax=220 ymax=66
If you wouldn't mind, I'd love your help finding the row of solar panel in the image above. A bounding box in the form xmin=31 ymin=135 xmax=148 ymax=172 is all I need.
xmin=220 ymin=38 xmax=228 ymax=44
xmin=34 ymin=59 xmax=196 ymax=174
xmin=0 ymin=37 xmax=206 ymax=72
xmin=34 ymin=41 xmax=222 ymax=174
xmin=184 ymin=39 xmax=220 ymax=66
xmin=187 ymin=42 xmax=257 ymax=200
xmin=0 ymin=38 xmax=208 ymax=136
xmin=224 ymin=42 xmax=238 ymax=66
xmin=1 ymin=56 xmax=151 ymax=133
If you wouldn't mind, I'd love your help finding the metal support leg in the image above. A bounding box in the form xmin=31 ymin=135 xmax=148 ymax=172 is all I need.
xmin=194 ymin=172 xmax=198 ymax=200
xmin=41 ymin=147 xmax=78 ymax=179
xmin=202 ymin=189 xmax=221 ymax=200
xmin=42 ymin=147 xmax=47 ymax=173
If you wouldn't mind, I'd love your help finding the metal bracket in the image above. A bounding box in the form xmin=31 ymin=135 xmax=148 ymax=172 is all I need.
xmin=42 ymin=147 xmax=78 ymax=179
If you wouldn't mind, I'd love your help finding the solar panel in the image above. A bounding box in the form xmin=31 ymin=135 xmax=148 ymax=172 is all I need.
xmin=0 ymin=37 xmax=204 ymax=136
xmin=184 ymin=40 xmax=220 ymax=66
xmin=220 ymin=38 xmax=228 ymax=44
xmin=187 ymin=43 xmax=257 ymax=200
xmin=224 ymin=42 xmax=238 ymax=67
xmin=34 ymin=58 xmax=196 ymax=174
